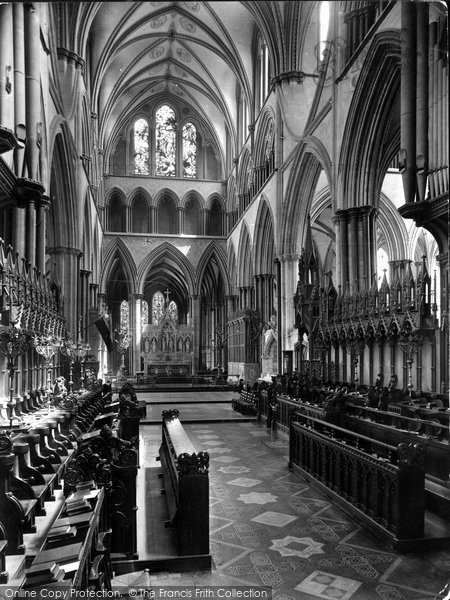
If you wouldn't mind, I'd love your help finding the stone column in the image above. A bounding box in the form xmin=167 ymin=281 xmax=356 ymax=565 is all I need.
xmin=274 ymin=258 xmax=282 ymax=374
xmin=133 ymin=293 xmax=143 ymax=374
xmin=335 ymin=210 xmax=348 ymax=289
xmin=201 ymin=209 xmax=209 ymax=235
xmin=0 ymin=3 xmax=14 ymax=133
xmin=177 ymin=207 xmax=185 ymax=234
xmin=24 ymin=3 xmax=40 ymax=181
xmin=149 ymin=206 xmax=156 ymax=233
xmin=35 ymin=195 xmax=50 ymax=273
xmin=400 ymin=1 xmax=417 ymax=203
xmin=416 ymin=2 xmax=429 ymax=202
xmin=13 ymin=2 xmax=25 ymax=178
xmin=190 ymin=295 xmax=200 ymax=375
xmin=347 ymin=208 xmax=358 ymax=291
xmin=47 ymin=246 xmax=82 ymax=336
xmin=79 ymin=269 xmax=91 ymax=340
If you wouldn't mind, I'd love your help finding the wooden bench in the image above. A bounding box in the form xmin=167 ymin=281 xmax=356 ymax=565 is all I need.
xmin=289 ymin=412 xmax=428 ymax=552
xmin=158 ymin=409 xmax=210 ymax=559
xmin=232 ymin=390 xmax=257 ymax=415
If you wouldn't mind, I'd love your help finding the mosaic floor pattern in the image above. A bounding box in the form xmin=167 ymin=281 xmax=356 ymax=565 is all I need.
xmin=116 ymin=411 xmax=450 ymax=600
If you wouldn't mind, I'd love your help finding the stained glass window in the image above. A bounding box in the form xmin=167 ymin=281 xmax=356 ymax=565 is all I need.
xmin=155 ymin=105 xmax=176 ymax=176
xmin=182 ymin=122 xmax=197 ymax=178
xmin=152 ymin=291 xmax=165 ymax=324
xmin=120 ymin=300 xmax=129 ymax=331
xmin=168 ymin=300 xmax=178 ymax=323
xmin=141 ymin=300 xmax=149 ymax=329
xmin=134 ymin=118 xmax=149 ymax=174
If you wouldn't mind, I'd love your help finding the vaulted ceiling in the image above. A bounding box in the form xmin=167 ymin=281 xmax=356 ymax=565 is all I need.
xmin=66 ymin=1 xmax=266 ymax=165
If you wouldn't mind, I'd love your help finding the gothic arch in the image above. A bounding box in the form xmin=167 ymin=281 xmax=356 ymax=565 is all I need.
xmin=254 ymin=196 xmax=275 ymax=275
xmin=237 ymin=221 xmax=254 ymax=287
xmin=378 ymin=192 xmax=409 ymax=261
xmin=137 ymin=242 xmax=195 ymax=296
xmin=48 ymin=124 xmax=78 ymax=249
xmin=254 ymin=107 xmax=275 ymax=166
xmin=105 ymin=187 xmax=127 ymax=207
xmin=180 ymin=190 xmax=206 ymax=211
xmin=281 ymin=137 xmax=332 ymax=256
xmin=340 ymin=31 xmax=401 ymax=210
xmin=100 ymin=237 xmax=138 ymax=294
xmin=206 ymin=192 xmax=226 ymax=211
xmin=81 ymin=196 xmax=92 ymax=272
xmin=237 ymin=146 xmax=252 ymax=195
xmin=195 ymin=242 xmax=231 ymax=297
xmin=228 ymin=241 xmax=238 ymax=295
xmin=227 ymin=174 xmax=237 ymax=212
xmin=127 ymin=187 xmax=152 ymax=208
xmin=154 ymin=188 xmax=180 ymax=209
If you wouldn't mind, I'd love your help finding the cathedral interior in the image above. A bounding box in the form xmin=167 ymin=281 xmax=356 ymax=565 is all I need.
xmin=0 ymin=1 xmax=448 ymax=599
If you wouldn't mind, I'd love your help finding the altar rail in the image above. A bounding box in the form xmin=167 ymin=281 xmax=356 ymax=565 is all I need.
xmin=158 ymin=410 xmax=210 ymax=560
xmin=289 ymin=412 xmax=425 ymax=551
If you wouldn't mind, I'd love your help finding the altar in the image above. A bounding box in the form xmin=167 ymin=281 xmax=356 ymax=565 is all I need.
xmin=141 ymin=309 xmax=194 ymax=378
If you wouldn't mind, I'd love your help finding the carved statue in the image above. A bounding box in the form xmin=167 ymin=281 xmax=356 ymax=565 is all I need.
xmin=262 ymin=315 xmax=277 ymax=359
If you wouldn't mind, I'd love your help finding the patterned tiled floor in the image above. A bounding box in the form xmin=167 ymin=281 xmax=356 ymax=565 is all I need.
xmin=141 ymin=391 xmax=252 ymax=422
xmin=116 ymin=415 xmax=450 ymax=600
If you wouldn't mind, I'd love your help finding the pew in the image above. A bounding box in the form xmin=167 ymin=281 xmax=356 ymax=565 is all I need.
xmin=22 ymin=485 xmax=111 ymax=591
xmin=289 ymin=411 xmax=431 ymax=552
xmin=0 ymin=383 xmax=141 ymax=585
xmin=232 ymin=390 xmax=257 ymax=415
xmin=343 ymin=401 xmax=450 ymax=485
xmin=158 ymin=409 xmax=210 ymax=559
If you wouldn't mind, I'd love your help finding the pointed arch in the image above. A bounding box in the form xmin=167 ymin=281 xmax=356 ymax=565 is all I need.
xmin=127 ymin=186 xmax=152 ymax=207
xmin=237 ymin=221 xmax=254 ymax=287
xmin=254 ymin=196 xmax=275 ymax=275
xmin=340 ymin=31 xmax=401 ymax=209
xmin=81 ymin=196 xmax=92 ymax=271
xmin=228 ymin=240 xmax=238 ymax=295
xmin=254 ymin=106 xmax=275 ymax=167
xmin=183 ymin=192 xmax=203 ymax=236
xmin=180 ymin=190 xmax=205 ymax=211
xmin=137 ymin=241 xmax=196 ymax=296
xmin=48 ymin=126 xmax=78 ymax=249
xmin=195 ymin=242 xmax=231 ymax=297
xmin=99 ymin=237 xmax=138 ymax=294
xmin=281 ymin=137 xmax=332 ymax=256
xmin=237 ymin=145 xmax=252 ymax=196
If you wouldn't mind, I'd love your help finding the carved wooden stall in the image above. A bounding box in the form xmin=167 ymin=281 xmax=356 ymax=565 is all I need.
xmin=158 ymin=410 xmax=210 ymax=562
xmin=289 ymin=412 xmax=430 ymax=552
xmin=0 ymin=382 xmax=141 ymax=588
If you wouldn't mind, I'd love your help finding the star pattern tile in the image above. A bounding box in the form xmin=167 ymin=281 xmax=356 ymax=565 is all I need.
xmin=135 ymin=414 xmax=449 ymax=600
xmin=269 ymin=536 xmax=324 ymax=558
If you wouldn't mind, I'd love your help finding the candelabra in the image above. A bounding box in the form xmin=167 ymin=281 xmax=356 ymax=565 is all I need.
xmin=115 ymin=328 xmax=132 ymax=374
xmin=60 ymin=337 xmax=90 ymax=392
xmin=33 ymin=334 xmax=61 ymax=399
xmin=0 ymin=324 xmax=33 ymax=427
xmin=400 ymin=329 xmax=424 ymax=402
xmin=345 ymin=336 xmax=366 ymax=386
